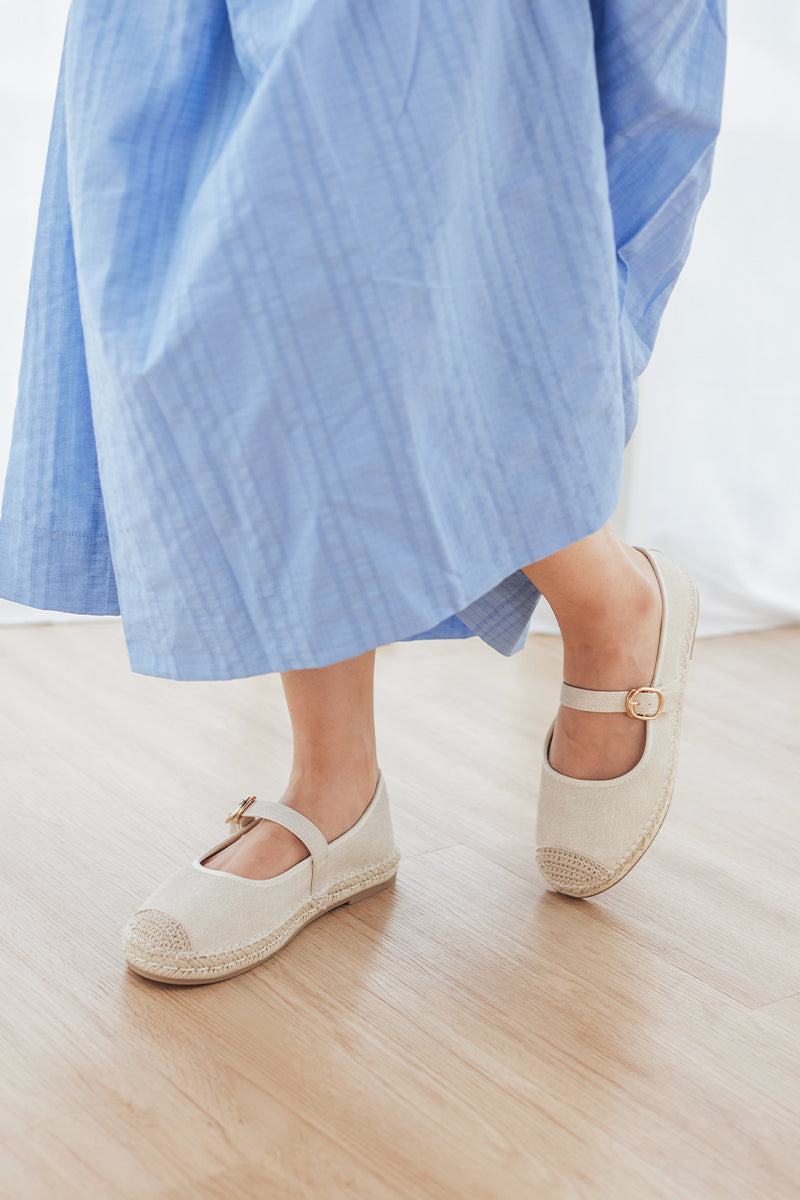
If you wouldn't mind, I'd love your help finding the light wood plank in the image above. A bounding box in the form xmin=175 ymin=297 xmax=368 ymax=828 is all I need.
xmin=0 ymin=621 xmax=798 ymax=1198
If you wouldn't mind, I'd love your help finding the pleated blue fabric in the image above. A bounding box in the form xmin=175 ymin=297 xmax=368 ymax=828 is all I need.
xmin=0 ymin=0 xmax=726 ymax=680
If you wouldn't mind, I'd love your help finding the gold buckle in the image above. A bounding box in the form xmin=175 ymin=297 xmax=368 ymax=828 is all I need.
xmin=226 ymin=795 xmax=257 ymax=826
xmin=625 ymin=687 xmax=664 ymax=720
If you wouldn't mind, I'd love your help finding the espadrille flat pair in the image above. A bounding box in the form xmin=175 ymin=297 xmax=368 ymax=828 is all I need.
xmin=536 ymin=546 xmax=698 ymax=898
xmin=123 ymin=770 xmax=400 ymax=984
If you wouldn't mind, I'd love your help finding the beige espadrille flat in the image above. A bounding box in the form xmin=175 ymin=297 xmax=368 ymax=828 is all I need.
xmin=123 ymin=769 xmax=400 ymax=984
xmin=536 ymin=547 xmax=698 ymax=898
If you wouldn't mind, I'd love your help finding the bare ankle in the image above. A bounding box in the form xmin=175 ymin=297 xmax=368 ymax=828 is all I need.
xmin=286 ymin=755 xmax=379 ymax=796
xmin=558 ymin=566 xmax=660 ymax=652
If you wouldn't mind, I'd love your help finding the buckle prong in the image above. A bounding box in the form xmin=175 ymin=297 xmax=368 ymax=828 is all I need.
xmin=226 ymin=795 xmax=257 ymax=826
xmin=625 ymin=687 xmax=664 ymax=720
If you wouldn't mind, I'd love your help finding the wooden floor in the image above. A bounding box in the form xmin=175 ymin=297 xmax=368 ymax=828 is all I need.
xmin=0 ymin=619 xmax=798 ymax=1199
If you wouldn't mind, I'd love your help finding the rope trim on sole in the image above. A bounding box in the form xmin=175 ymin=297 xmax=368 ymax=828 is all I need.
xmin=124 ymin=850 xmax=400 ymax=984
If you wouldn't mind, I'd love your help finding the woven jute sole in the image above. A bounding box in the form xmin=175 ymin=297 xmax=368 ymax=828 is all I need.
xmin=538 ymin=575 xmax=699 ymax=899
xmin=124 ymin=851 xmax=400 ymax=985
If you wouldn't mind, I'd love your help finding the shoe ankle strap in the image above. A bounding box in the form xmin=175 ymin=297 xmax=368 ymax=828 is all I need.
xmin=225 ymin=798 xmax=330 ymax=891
xmin=560 ymin=681 xmax=683 ymax=720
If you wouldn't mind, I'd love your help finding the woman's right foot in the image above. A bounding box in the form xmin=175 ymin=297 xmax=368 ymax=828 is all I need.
xmin=201 ymin=764 xmax=380 ymax=880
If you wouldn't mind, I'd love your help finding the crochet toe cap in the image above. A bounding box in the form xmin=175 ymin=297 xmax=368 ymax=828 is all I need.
xmin=124 ymin=907 xmax=194 ymax=957
xmin=536 ymin=847 xmax=612 ymax=897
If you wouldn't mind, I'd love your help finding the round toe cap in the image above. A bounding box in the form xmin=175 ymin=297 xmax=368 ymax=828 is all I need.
xmin=124 ymin=907 xmax=194 ymax=959
xmin=536 ymin=847 xmax=612 ymax=897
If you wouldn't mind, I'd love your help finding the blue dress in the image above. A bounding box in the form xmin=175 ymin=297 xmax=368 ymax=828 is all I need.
xmin=0 ymin=1 xmax=726 ymax=680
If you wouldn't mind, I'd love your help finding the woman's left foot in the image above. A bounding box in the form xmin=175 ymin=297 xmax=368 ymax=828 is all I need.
xmin=547 ymin=546 xmax=663 ymax=780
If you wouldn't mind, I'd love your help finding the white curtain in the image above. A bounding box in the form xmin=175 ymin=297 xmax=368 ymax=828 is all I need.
xmin=1 ymin=1 xmax=798 ymax=636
